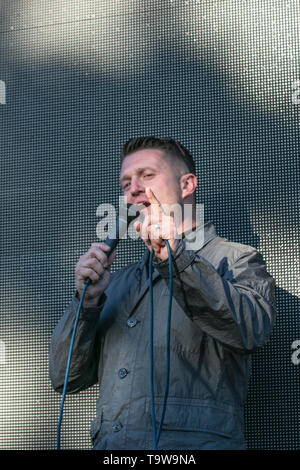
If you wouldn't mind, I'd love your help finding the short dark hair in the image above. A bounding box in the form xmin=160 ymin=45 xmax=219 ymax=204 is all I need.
xmin=121 ymin=136 xmax=196 ymax=175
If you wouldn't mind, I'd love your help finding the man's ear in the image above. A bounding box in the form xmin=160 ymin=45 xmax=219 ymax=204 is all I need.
xmin=180 ymin=174 xmax=198 ymax=199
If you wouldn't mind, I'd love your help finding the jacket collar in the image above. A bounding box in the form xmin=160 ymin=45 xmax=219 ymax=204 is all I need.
xmin=182 ymin=219 xmax=217 ymax=250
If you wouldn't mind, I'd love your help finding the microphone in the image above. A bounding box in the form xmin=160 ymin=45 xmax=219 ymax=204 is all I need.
xmin=104 ymin=202 xmax=140 ymax=254
xmin=86 ymin=203 xmax=140 ymax=286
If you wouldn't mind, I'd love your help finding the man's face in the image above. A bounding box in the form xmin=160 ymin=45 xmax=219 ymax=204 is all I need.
xmin=120 ymin=149 xmax=183 ymax=211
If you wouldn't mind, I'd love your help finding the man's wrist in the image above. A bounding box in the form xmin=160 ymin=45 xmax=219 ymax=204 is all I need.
xmin=83 ymin=298 xmax=101 ymax=308
xmin=75 ymin=290 xmax=105 ymax=309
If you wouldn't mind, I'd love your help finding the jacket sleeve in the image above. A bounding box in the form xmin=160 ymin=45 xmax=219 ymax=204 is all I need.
xmin=153 ymin=241 xmax=277 ymax=354
xmin=49 ymin=292 xmax=106 ymax=394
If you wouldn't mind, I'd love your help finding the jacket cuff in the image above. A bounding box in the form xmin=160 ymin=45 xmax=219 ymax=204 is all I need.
xmin=152 ymin=240 xmax=196 ymax=278
xmin=73 ymin=291 xmax=107 ymax=320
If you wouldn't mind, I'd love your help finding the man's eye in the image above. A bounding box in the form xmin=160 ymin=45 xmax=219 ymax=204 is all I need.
xmin=144 ymin=173 xmax=154 ymax=178
xmin=123 ymin=182 xmax=130 ymax=190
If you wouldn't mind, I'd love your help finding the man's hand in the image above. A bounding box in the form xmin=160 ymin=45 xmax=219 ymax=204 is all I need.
xmin=133 ymin=187 xmax=180 ymax=261
xmin=75 ymin=243 xmax=116 ymax=307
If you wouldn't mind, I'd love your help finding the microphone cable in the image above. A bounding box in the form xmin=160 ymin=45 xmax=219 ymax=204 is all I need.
xmin=56 ymin=277 xmax=91 ymax=450
xmin=56 ymin=240 xmax=173 ymax=451
xmin=149 ymin=240 xmax=173 ymax=450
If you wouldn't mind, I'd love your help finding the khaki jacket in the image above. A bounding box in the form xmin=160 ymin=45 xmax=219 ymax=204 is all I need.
xmin=49 ymin=221 xmax=276 ymax=450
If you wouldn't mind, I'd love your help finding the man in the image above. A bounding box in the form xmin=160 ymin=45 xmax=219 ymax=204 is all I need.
xmin=49 ymin=137 xmax=277 ymax=450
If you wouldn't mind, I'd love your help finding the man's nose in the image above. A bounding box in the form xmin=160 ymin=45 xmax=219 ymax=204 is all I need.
xmin=129 ymin=177 xmax=144 ymax=195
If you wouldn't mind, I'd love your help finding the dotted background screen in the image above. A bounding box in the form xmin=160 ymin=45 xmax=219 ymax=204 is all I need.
xmin=0 ymin=0 xmax=299 ymax=450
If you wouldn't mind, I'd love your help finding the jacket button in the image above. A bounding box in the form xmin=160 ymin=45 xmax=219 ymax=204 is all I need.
xmin=127 ymin=318 xmax=137 ymax=328
xmin=118 ymin=368 xmax=128 ymax=379
xmin=112 ymin=422 xmax=122 ymax=432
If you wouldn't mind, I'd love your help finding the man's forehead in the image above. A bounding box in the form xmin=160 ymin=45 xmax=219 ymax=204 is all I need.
xmin=120 ymin=149 xmax=167 ymax=178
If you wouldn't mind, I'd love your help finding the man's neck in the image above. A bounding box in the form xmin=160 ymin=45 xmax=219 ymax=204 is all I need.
xmin=177 ymin=219 xmax=198 ymax=235
xmin=177 ymin=202 xmax=198 ymax=235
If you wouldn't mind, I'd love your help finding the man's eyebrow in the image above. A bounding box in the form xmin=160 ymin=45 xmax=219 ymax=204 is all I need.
xmin=120 ymin=166 xmax=157 ymax=184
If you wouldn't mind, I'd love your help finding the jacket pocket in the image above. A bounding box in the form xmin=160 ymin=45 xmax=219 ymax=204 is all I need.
xmin=146 ymin=396 xmax=242 ymax=438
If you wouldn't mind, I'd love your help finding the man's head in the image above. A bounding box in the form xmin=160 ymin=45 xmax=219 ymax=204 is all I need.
xmin=119 ymin=137 xmax=198 ymax=234
xmin=120 ymin=137 xmax=197 ymax=233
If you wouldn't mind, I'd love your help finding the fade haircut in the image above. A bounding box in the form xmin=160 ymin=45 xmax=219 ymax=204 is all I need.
xmin=121 ymin=136 xmax=196 ymax=176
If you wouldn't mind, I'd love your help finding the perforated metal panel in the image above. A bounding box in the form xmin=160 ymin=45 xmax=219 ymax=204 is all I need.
xmin=0 ymin=0 xmax=299 ymax=449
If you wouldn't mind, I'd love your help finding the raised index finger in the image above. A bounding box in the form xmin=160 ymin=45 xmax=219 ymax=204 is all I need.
xmin=145 ymin=187 xmax=164 ymax=212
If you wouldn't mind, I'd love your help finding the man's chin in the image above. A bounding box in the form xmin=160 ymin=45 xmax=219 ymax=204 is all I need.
xmin=137 ymin=204 xmax=151 ymax=216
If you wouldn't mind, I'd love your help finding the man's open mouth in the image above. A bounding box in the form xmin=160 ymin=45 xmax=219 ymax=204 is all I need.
xmin=135 ymin=201 xmax=150 ymax=208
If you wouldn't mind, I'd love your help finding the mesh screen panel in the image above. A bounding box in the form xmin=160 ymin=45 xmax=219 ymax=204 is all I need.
xmin=0 ymin=0 xmax=299 ymax=450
